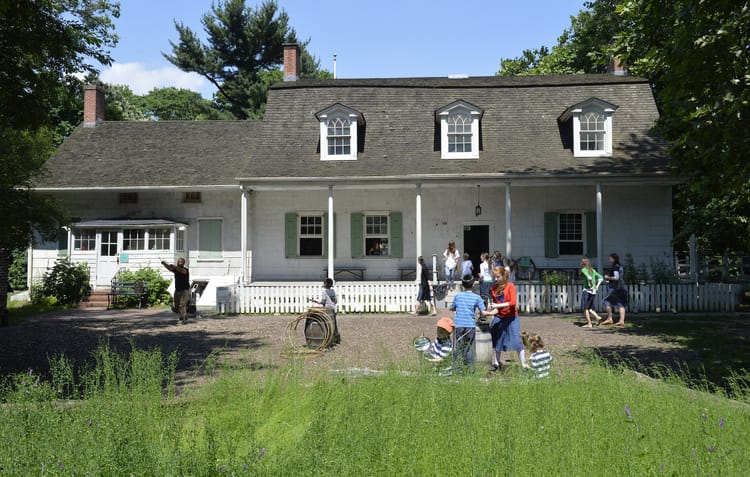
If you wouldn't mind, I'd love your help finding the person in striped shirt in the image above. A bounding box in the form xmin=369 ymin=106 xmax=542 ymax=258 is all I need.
xmin=424 ymin=317 xmax=454 ymax=362
xmin=450 ymin=274 xmax=497 ymax=372
xmin=524 ymin=332 xmax=553 ymax=378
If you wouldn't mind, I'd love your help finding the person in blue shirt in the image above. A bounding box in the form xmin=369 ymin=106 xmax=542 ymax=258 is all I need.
xmin=449 ymin=274 xmax=496 ymax=372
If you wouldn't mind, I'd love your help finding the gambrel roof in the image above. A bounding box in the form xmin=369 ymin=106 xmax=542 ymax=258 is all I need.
xmin=38 ymin=74 xmax=668 ymax=190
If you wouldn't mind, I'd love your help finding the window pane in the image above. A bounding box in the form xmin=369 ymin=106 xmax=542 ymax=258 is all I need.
xmin=299 ymin=215 xmax=323 ymax=256
xmin=176 ymin=229 xmax=185 ymax=252
xmin=123 ymin=229 xmax=145 ymax=251
xmin=365 ymin=215 xmax=389 ymax=256
xmin=327 ymin=117 xmax=352 ymax=156
xmin=74 ymin=230 xmax=96 ymax=251
xmin=558 ymin=213 xmax=583 ymax=256
xmin=148 ymin=228 xmax=170 ymax=250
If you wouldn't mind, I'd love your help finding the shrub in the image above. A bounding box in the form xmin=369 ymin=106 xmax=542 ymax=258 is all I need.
xmin=650 ymin=256 xmax=675 ymax=284
xmin=8 ymin=248 xmax=28 ymax=291
xmin=40 ymin=259 xmax=90 ymax=306
xmin=116 ymin=267 xmax=172 ymax=307
xmin=542 ymin=270 xmax=568 ymax=286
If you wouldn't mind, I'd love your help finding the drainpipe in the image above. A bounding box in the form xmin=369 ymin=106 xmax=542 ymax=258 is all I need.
xmin=505 ymin=183 xmax=512 ymax=258
xmin=416 ymin=183 xmax=422 ymax=281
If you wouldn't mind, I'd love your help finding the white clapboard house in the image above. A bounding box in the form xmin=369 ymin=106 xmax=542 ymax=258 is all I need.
xmin=32 ymin=44 xmax=677 ymax=311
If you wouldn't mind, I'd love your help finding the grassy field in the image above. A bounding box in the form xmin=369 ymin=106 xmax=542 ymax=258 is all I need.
xmin=1 ymin=318 xmax=749 ymax=476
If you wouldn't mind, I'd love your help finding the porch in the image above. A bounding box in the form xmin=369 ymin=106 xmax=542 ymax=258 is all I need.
xmin=215 ymin=281 xmax=745 ymax=315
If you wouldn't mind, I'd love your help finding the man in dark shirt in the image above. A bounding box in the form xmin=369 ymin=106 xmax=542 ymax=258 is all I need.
xmin=161 ymin=257 xmax=190 ymax=324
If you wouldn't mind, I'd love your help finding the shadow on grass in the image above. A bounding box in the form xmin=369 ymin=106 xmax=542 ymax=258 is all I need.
xmin=0 ymin=308 xmax=279 ymax=384
xmin=582 ymin=313 xmax=750 ymax=395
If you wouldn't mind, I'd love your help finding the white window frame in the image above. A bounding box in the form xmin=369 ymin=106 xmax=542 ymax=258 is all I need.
xmin=147 ymin=228 xmax=171 ymax=251
xmin=122 ymin=228 xmax=145 ymax=251
xmin=299 ymin=213 xmax=324 ymax=257
xmin=558 ymin=212 xmax=584 ymax=256
xmin=364 ymin=212 xmax=390 ymax=257
xmin=315 ymin=104 xmax=364 ymax=161
xmin=73 ymin=229 xmax=96 ymax=252
xmin=560 ymin=98 xmax=617 ymax=157
xmin=437 ymin=100 xmax=482 ymax=159
xmin=175 ymin=228 xmax=186 ymax=252
xmin=197 ymin=218 xmax=223 ymax=261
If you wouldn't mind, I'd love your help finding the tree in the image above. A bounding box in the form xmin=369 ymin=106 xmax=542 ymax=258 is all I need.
xmin=164 ymin=0 xmax=329 ymax=119
xmin=0 ymin=0 xmax=119 ymax=324
xmin=141 ymin=87 xmax=218 ymax=120
xmin=497 ymin=0 xmax=624 ymax=75
xmin=614 ymin=0 xmax=750 ymax=255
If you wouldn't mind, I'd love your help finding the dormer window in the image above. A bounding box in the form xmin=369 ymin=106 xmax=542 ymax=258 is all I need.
xmin=559 ymin=98 xmax=618 ymax=157
xmin=437 ymin=100 xmax=483 ymax=159
xmin=315 ymin=103 xmax=364 ymax=161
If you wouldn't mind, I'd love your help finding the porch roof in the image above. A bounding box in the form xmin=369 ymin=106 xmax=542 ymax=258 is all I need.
xmin=72 ymin=219 xmax=188 ymax=228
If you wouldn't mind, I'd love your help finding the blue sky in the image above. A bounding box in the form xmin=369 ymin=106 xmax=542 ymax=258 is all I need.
xmin=100 ymin=0 xmax=587 ymax=98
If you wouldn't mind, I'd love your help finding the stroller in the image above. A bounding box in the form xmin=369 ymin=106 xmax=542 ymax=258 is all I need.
xmin=171 ymin=280 xmax=207 ymax=318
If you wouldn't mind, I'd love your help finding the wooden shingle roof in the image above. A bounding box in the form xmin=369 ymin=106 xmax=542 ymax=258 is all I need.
xmin=38 ymin=74 xmax=668 ymax=190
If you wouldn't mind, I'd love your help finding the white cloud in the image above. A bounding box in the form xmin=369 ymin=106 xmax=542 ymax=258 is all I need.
xmin=100 ymin=62 xmax=215 ymax=98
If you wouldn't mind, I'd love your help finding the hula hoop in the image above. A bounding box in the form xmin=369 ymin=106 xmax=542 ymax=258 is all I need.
xmin=282 ymin=308 xmax=334 ymax=357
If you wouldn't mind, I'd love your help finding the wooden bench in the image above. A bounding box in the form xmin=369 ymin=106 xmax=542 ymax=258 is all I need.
xmin=397 ymin=267 xmax=417 ymax=281
xmin=324 ymin=266 xmax=366 ymax=281
xmin=108 ymin=280 xmax=148 ymax=308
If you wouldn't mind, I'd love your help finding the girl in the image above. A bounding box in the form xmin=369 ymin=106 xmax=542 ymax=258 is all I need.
xmin=602 ymin=253 xmax=628 ymax=326
xmin=443 ymin=240 xmax=460 ymax=290
xmin=413 ymin=256 xmax=435 ymax=315
xmin=478 ymin=252 xmax=494 ymax=300
xmin=580 ymin=257 xmax=603 ymax=327
xmin=522 ymin=331 xmax=552 ymax=378
xmin=489 ymin=266 xmax=527 ymax=371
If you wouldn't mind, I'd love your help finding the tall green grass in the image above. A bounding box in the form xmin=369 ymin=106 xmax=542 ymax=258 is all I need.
xmin=1 ymin=348 xmax=748 ymax=476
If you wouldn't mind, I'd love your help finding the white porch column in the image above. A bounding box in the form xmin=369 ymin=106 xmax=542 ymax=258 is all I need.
xmin=505 ymin=182 xmax=512 ymax=258
xmin=596 ymin=183 xmax=603 ymax=271
xmin=416 ymin=184 xmax=423 ymax=281
xmin=240 ymin=188 xmax=249 ymax=283
xmin=328 ymin=186 xmax=334 ymax=280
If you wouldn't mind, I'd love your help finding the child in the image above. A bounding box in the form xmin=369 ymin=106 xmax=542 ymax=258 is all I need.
xmin=523 ymin=331 xmax=553 ymax=378
xmin=580 ymin=257 xmax=603 ymax=328
xmin=460 ymin=252 xmax=473 ymax=279
xmin=423 ymin=317 xmax=454 ymax=362
xmin=478 ymin=252 xmax=494 ymax=299
xmin=310 ymin=278 xmax=341 ymax=345
xmin=449 ymin=274 xmax=496 ymax=372
xmin=489 ymin=266 xmax=528 ymax=371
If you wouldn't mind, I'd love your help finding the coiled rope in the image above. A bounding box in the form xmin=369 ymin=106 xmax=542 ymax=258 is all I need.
xmin=281 ymin=308 xmax=334 ymax=358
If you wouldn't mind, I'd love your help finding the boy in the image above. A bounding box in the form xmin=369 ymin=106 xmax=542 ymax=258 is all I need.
xmin=449 ymin=274 xmax=496 ymax=371
xmin=310 ymin=278 xmax=341 ymax=345
xmin=424 ymin=317 xmax=454 ymax=362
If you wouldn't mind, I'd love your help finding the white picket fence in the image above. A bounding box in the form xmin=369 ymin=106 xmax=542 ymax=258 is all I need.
xmin=218 ymin=281 xmax=744 ymax=315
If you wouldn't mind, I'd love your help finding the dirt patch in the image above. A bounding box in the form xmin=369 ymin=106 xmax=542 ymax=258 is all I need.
xmin=0 ymin=307 xmax=698 ymax=387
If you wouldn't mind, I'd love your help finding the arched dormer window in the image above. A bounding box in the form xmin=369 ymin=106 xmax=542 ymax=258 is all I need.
xmin=559 ymin=98 xmax=618 ymax=157
xmin=314 ymin=104 xmax=364 ymax=161
xmin=437 ymin=100 xmax=483 ymax=159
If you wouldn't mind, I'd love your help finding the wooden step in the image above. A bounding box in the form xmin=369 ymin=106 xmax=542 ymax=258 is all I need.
xmin=80 ymin=290 xmax=109 ymax=309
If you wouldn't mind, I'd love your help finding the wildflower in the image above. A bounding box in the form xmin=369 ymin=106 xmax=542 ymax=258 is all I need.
xmin=707 ymin=445 xmax=716 ymax=453
xmin=702 ymin=413 xmax=707 ymax=422
xmin=719 ymin=417 xmax=725 ymax=428
xmin=259 ymin=448 xmax=266 ymax=458
xmin=87 ymin=419 xmax=93 ymax=427
xmin=624 ymin=404 xmax=632 ymax=420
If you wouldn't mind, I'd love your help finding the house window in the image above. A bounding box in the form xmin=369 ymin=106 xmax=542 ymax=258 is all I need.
xmin=365 ymin=215 xmax=389 ymax=257
xmin=183 ymin=192 xmax=202 ymax=203
xmin=560 ymin=98 xmax=616 ymax=157
xmin=437 ymin=100 xmax=483 ymax=159
xmin=315 ymin=104 xmax=363 ymax=161
xmin=327 ymin=118 xmax=351 ymax=156
xmin=119 ymin=192 xmax=138 ymax=204
xmin=580 ymin=111 xmax=605 ymax=152
xmin=123 ymin=229 xmax=145 ymax=251
xmin=176 ymin=229 xmax=185 ymax=252
xmin=448 ymin=114 xmax=472 ymax=153
xmin=198 ymin=218 xmax=222 ymax=259
xmin=558 ymin=213 xmax=583 ymax=255
xmin=299 ymin=215 xmax=323 ymax=256
xmin=148 ymin=228 xmax=170 ymax=250
xmin=74 ymin=230 xmax=96 ymax=251
xmin=57 ymin=229 xmax=69 ymax=257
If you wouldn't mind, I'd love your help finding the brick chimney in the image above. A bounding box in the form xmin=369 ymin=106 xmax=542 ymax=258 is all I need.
xmin=607 ymin=56 xmax=629 ymax=76
xmin=283 ymin=43 xmax=300 ymax=82
xmin=83 ymin=84 xmax=105 ymax=127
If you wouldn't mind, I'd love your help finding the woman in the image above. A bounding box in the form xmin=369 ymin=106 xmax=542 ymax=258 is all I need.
xmin=443 ymin=240 xmax=460 ymax=290
xmin=579 ymin=257 xmax=603 ymax=328
xmin=601 ymin=253 xmax=627 ymax=326
xmin=488 ymin=266 xmax=527 ymax=371
xmin=413 ymin=256 xmax=435 ymax=315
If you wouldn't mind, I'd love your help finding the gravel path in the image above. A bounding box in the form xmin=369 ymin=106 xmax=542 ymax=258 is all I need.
xmin=0 ymin=306 xmax=693 ymax=387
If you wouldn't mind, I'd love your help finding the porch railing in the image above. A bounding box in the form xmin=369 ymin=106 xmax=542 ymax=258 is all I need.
xmin=219 ymin=281 xmax=744 ymax=315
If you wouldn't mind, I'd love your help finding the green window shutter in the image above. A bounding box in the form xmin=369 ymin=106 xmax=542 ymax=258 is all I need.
xmin=322 ymin=213 xmax=336 ymax=258
xmin=544 ymin=212 xmax=559 ymax=258
xmin=198 ymin=219 xmax=222 ymax=259
xmin=390 ymin=212 xmax=403 ymax=258
xmin=284 ymin=213 xmax=297 ymax=258
xmin=585 ymin=211 xmax=597 ymax=258
xmin=351 ymin=212 xmax=364 ymax=258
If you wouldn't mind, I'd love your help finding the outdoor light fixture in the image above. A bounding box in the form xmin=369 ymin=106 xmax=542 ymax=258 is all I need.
xmin=475 ymin=185 xmax=482 ymax=216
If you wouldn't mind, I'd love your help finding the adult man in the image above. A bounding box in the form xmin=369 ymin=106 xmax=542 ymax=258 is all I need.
xmin=161 ymin=258 xmax=190 ymax=324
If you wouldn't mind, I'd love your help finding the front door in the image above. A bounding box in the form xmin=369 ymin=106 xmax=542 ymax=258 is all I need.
xmin=96 ymin=230 xmax=120 ymax=287
xmin=463 ymin=224 xmax=490 ymax=274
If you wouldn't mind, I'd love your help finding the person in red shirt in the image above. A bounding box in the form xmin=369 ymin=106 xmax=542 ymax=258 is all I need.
xmin=488 ymin=266 xmax=527 ymax=372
